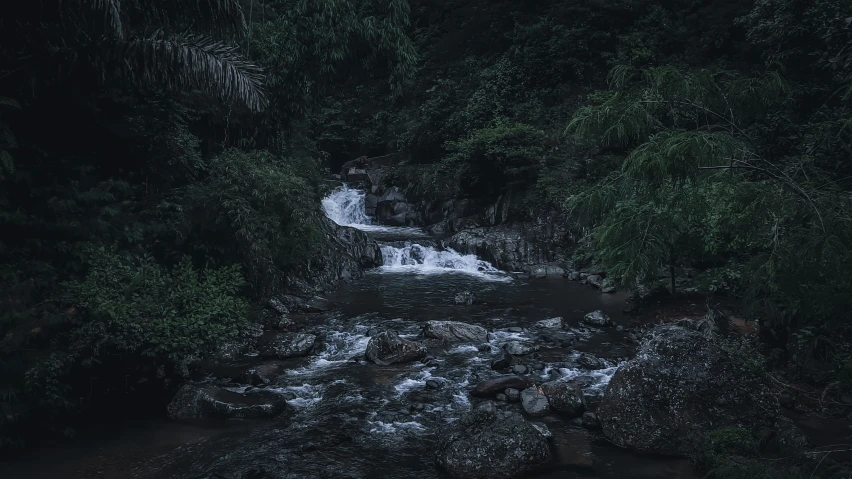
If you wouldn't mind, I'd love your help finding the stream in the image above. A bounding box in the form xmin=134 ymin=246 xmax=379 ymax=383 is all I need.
xmin=2 ymin=186 xmax=700 ymax=479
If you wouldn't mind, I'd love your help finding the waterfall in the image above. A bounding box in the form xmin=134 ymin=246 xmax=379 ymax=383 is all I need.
xmin=322 ymin=185 xmax=372 ymax=227
xmin=321 ymin=185 xmax=507 ymax=280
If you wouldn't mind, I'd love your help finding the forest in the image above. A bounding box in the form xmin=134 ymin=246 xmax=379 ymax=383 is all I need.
xmin=1 ymin=0 xmax=851 ymax=478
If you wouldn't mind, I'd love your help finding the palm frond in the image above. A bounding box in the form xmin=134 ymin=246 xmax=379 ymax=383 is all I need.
xmin=118 ymin=33 xmax=266 ymax=111
xmin=90 ymin=0 xmax=124 ymax=37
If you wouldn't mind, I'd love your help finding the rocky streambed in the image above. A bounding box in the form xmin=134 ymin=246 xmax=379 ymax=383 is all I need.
xmin=2 ymin=187 xmax=809 ymax=479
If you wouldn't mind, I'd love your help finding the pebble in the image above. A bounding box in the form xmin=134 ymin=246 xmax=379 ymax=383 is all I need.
xmin=426 ymin=379 xmax=442 ymax=389
xmin=508 ymin=327 xmax=524 ymax=333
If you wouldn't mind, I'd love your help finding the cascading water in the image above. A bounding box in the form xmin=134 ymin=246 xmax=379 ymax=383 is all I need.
xmin=321 ymin=185 xmax=372 ymax=227
xmin=321 ymin=185 xmax=507 ymax=279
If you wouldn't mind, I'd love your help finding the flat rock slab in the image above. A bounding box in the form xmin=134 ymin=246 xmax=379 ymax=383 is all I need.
xmin=423 ymin=320 xmax=489 ymax=343
xmin=167 ymin=383 xmax=289 ymax=419
xmin=471 ymin=375 xmax=532 ymax=397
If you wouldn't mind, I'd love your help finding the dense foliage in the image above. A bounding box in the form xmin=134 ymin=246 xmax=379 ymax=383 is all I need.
xmin=0 ymin=0 xmax=415 ymax=447
xmin=1 ymin=0 xmax=851 ymax=467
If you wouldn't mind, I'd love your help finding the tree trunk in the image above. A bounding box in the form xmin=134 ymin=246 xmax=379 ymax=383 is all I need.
xmin=669 ymin=264 xmax=676 ymax=295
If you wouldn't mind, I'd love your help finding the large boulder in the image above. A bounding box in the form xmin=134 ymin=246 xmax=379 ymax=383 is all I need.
xmin=167 ymin=383 xmax=289 ymax=419
xmin=436 ymin=410 xmax=551 ymax=479
xmin=257 ymin=332 xmax=317 ymax=359
xmin=423 ymin=321 xmax=489 ymax=343
xmin=365 ymin=331 xmax=427 ymax=365
xmin=582 ymin=310 xmax=612 ymax=327
xmin=597 ymin=324 xmax=779 ymax=456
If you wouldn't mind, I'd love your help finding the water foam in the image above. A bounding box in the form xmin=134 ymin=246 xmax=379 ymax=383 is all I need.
xmin=322 ymin=185 xmax=372 ymax=226
xmin=379 ymin=243 xmax=508 ymax=281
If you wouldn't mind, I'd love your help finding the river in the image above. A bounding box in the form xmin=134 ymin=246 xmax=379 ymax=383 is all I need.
xmin=1 ymin=186 xmax=699 ymax=479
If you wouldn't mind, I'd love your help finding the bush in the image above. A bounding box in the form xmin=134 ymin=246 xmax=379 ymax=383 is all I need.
xmin=64 ymin=249 xmax=249 ymax=365
xmin=443 ymin=119 xmax=547 ymax=199
xmin=179 ymin=149 xmax=323 ymax=294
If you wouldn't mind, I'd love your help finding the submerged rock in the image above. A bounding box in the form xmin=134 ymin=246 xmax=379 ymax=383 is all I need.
xmin=597 ymin=324 xmax=779 ymax=456
xmin=503 ymin=341 xmax=539 ymax=356
xmin=365 ymin=331 xmax=427 ymax=366
xmin=540 ymin=381 xmax=584 ymax=416
xmin=423 ymin=320 xmax=489 ymax=343
xmin=454 ymin=291 xmax=474 ymax=305
xmin=520 ymin=387 xmax=550 ymax=417
xmin=257 ymin=332 xmax=317 ymax=359
xmin=535 ymin=317 xmax=564 ymax=329
xmin=167 ymin=383 xmax=288 ymax=419
xmin=575 ymin=352 xmax=607 ymax=370
xmin=582 ymin=310 xmax=612 ymax=327
xmin=471 ymin=376 xmax=532 ymax=397
xmin=436 ymin=410 xmax=551 ymax=479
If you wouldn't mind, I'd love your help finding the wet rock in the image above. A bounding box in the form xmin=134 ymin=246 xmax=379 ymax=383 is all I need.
xmin=167 ymin=383 xmax=288 ymax=419
xmin=581 ymin=412 xmax=601 ymax=430
xmin=496 ymin=393 xmax=508 ymax=402
xmin=257 ymin=332 xmax=317 ymax=359
xmin=410 ymin=403 xmax=426 ymax=413
xmin=508 ymin=326 xmax=524 ymax=333
xmin=503 ymin=341 xmax=539 ymax=356
xmin=476 ymin=401 xmax=498 ymax=413
xmin=267 ymin=297 xmax=289 ymax=314
xmin=535 ymin=317 xmax=564 ymax=329
xmin=532 ymin=362 xmax=545 ymax=371
xmin=471 ymin=376 xmax=532 ymax=398
xmin=540 ymin=382 xmax=584 ymax=417
xmin=303 ymin=296 xmax=331 ymax=312
xmin=576 ymin=352 xmax=607 ymax=370
xmin=520 ymin=387 xmax=550 ymax=417
xmin=504 ymin=389 xmax=523 ymax=405
xmin=600 ymin=279 xmax=616 ymax=293
xmin=582 ymin=310 xmax=612 ymax=327
xmin=454 ymin=291 xmax=474 ymax=305
xmin=597 ymin=324 xmax=779 ymax=456
xmin=426 ymin=379 xmax=442 ymax=390
xmin=512 ymin=365 xmax=528 ymax=375
xmin=444 ymin=218 xmax=576 ymax=271
xmin=582 ymin=389 xmax=604 ymax=412
xmin=241 ymin=361 xmax=287 ymax=386
xmin=367 ymin=327 xmax=381 ymax=337
xmin=530 ymin=422 xmax=552 ymax=440
xmin=423 ymin=321 xmax=489 ymax=343
xmin=567 ymin=271 xmax=581 ymax=281
xmin=365 ymin=331 xmax=427 ymax=366
xmin=436 ymin=410 xmax=551 ymax=479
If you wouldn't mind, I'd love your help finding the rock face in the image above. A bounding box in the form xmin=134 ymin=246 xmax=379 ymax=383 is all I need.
xmin=283 ymin=217 xmax=382 ymax=294
xmin=423 ymin=321 xmax=489 ymax=343
xmin=471 ymin=376 xmax=532 ymax=397
xmin=582 ymin=310 xmax=612 ymax=327
xmin=167 ymin=383 xmax=289 ymax=419
xmin=364 ymin=331 xmax=427 ymax=366
xmin=436 ymin=410 xmax=551 ymax=479
xmin=597 ymin=324 xmax=779 ymax=456
xmin=520 ymin=387 xmax=550 ymax=417
xmin=540 ymin=382 xmax=584 ymax=416
xmin=257 ymin=332 xmax=316 ymax=359
xmin=444 ymin=217 xmax=576 ymax=271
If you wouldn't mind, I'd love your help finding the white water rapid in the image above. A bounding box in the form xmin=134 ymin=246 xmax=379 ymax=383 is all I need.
xmin=322 ymin=185 xmax=507 ymax=280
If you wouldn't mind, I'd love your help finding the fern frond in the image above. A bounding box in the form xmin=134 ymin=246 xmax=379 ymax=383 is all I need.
xmin=117 ymin=33 xmax=266 ymax=111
